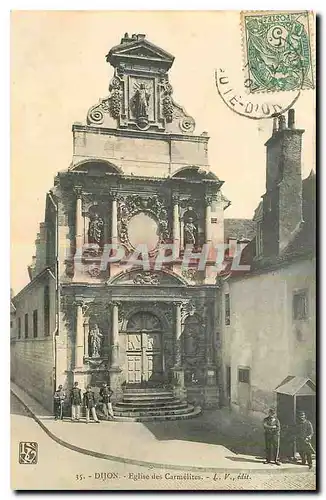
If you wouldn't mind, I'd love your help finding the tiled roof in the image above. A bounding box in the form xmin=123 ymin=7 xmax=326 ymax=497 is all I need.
xmin=224 ymin=218 xmax=256 ymax=242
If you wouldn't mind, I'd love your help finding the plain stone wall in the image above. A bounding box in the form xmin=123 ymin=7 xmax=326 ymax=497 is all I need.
xmin=11 ymin=274 xmax=56 ymax=412
xmin=72 ymin=128 xmax=209 ymax=177
xmin=11 ymin=337 xmax=54 ymax=412
xmin=221 ymin=258 xmax=315 ymax=414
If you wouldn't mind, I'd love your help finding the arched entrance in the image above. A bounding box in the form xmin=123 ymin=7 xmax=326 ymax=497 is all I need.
xmin=126 ymin=311 xmax=163 ymax=385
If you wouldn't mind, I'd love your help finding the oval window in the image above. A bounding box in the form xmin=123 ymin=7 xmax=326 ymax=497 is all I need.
xmin=127 ymin=212 xmax=159 ymax=252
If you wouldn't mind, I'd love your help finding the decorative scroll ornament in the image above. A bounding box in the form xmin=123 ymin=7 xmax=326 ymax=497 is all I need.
xmin=133 ymin=272 xmax=160 ymax=285
xmin=87 ymin=106 xmax=105 ymax=125
xmin=180 ymin=116 xmax=196 ymax=133
xmin=88 ymin=264 xmax=101 ymax=278
xmin=181 ymin=268 xmax=202 ymax=284
xmin=118 ymin=194 xmax=170 ymax=248
xmin=87 ymin=76 xmax=123 ymax=124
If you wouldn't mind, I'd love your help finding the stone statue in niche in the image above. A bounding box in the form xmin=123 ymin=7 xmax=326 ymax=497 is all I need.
xmin=89 ymin=323 xmax=103 ymax=358
xmin=132 ymin=82 xmax=150 ymax=125
xmin=184 ymin=217 xmax=197 ymax=246
xmin=88 ymin=214 xmax=104 ymax=246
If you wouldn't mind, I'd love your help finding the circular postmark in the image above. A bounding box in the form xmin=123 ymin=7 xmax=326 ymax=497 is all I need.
xmin=214 ymin=66 xmax=302 ymax=120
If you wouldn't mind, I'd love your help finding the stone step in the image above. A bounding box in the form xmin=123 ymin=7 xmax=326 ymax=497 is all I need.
xmin=114 ymin=401 xmax=187 ymax=410
xmin=112 ymin=406 xmax=202 ymax=422
xmin=122 ymin=395 xmax=176 ymax=402
xmin=123 ymin=391 xmax=174 ymax=397
xmin=113 ymin=405 xmax=195 ymax=418
xmin=113 ymin=402 xmax=189 ymax=413
xmin=123 ymin=388 xmax=173 ymax=394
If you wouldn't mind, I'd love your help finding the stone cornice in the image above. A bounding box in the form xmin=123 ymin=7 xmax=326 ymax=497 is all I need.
xmin=58 ymin=170 xmax=222 ymax=187
xmin=72 ymin=123 xmax=209 ymax=144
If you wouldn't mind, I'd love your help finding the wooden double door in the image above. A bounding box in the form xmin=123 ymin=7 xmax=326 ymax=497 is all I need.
xmin=127 ymin=331 xmax=163 ymax=384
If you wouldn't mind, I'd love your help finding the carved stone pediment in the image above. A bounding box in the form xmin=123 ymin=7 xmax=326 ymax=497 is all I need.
xmin=106 ymin=35 xmax=174 ymax=72
xmin=108 ymin=268 xmax=186 ymax=287
xmin=86 ymin=34 xmax=195 ymax=134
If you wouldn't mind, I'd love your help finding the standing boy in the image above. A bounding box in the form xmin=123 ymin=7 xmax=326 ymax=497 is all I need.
xmin=70 ymin=381 xmax=82 ymax=422
xmin=83 ymin=385 xmax=100 ymax=424
xmin=99 ymin=383 xmax=114 ymax=420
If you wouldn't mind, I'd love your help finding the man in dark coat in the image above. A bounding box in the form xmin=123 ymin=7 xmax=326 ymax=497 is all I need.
xmin=263 ymin=408 xmax=281 ymax=465
xmin=83 ymin=385 xmax=100 ymax=423
xmin=295 ymin=411 xmax=314 ymax=469
xmin=99 ymin=383 xmax=114 ymax=420
xmin=53 ymin=385 xmax=65 ymax=420
xmin=70 ymin=381 xmax=82 ymax=421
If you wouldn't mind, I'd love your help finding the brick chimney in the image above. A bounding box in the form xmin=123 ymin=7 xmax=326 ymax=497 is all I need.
xmin=262 ymin=109 xmax=304 ymax=256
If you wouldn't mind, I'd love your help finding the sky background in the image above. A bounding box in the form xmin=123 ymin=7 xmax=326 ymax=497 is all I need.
xmin=11 ymin=11 xmax=315 ymax=293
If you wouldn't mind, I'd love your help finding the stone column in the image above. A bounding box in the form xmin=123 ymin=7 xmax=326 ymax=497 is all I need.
xmin=205 ymin=196 xmax=212 ymax=244
xmin=83 ymin=316 xmax=89 ymax=358
xmin=174 ymin=301 xmax=182 ymax=367
xmin=172 ymin=301 xmax=186 ymax=401
xmin=111 ymin=301 xmax=119 ymax=368
xmin=75 ymin=301 xmax=84 ymax=369
xmin=75 ymin=187 xmax=84 ymax=252
xmin=111 ymin=193 xmax=118 ymax=244
xmin=180 ymin=219 xmax=184 ymax=251
xmin=109 ymin=301 xmax=122 ymax=401
xmin=172 ymin=195 xmax=180 ymax=257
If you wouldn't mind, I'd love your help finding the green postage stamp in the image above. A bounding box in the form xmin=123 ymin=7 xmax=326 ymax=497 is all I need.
xmin=241 ymin=11 xmax=315 ymax=93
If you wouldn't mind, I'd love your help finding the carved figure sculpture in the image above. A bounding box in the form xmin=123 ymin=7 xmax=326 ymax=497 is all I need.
xmin=88 ymin=214 xmax=104 ymax=245
xmin=131 ymin=83 xmax=150 ymax=125
xmin=89 ymin=324 xmax=103 ymax=358
xmin=135 ymin=83 xmax=150 ymax=118
xmin=184 ymin=217 xmax=197 ymax=246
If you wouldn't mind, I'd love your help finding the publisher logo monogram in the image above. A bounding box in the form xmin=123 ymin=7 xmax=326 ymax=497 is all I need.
xmin=19 ymin=442 xmax=38 ymax=464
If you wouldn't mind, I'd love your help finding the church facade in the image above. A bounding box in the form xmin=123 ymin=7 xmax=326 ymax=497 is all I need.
xmin=11 ymin=34 xmax=315 ymax=421
xmin=11 ymin=34 xmax=230 ymax=413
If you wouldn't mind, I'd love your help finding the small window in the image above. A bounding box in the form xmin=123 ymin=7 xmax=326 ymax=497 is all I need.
xmin=238 ymin=368 xmax=250 ymax=384
xmin=226 ymin=366 xmax=231 ymax=401
xmin=211 ymin=217 xmax=218 ymax=224
xmin=293 ymin=290 xmax=308 ymax=320
xmin=33 ymin=310 xmax=38 ymax=338
xmin=225 ymin=293 xmax=230 ymax=326
xmin=18 ymin=318 xmax=21 ymax=339
xmin=24 ymin=313 xmax=28 ymax=339
xmin=44 ymin=285 xmax=50 ymax=336
xmin=10 ymin=321 xmax=13 ymax=328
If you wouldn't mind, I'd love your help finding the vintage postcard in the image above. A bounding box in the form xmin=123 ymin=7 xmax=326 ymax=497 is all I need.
xmin=11 ymin=10 xmax=316 ymax=491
